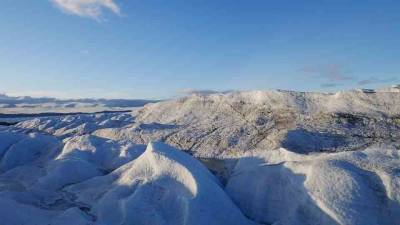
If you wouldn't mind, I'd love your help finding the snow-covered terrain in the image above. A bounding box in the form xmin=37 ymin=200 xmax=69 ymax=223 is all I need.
xmin=93 ymin=88 xmax=400 ymax=157
xmin=0 ymin=87 xmax=399 ymax=225
xmin=0 ymin=93 xmax=158 ymax=124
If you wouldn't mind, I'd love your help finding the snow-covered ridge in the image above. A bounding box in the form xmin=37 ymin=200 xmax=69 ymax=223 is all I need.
xmin=90 ymin=89 xmax=400 ymax=157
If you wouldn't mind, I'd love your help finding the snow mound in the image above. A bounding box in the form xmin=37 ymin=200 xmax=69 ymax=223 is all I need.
xmin=226 ymin=147 xmax=400 ymax=225
xmin=0 ymin=132 xmax=60 ymax=172
xmin=39 ymin=135 xmax=145 ymax=190
xmin=65 ymin=142 xmax=254 ymax=225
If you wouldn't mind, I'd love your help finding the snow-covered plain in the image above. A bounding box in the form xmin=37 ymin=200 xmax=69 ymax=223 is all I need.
xmin=0 ymin=87 xmax=400 ymax=225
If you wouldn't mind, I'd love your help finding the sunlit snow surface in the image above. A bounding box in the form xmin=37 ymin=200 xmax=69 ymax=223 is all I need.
xmin=0 ymin=88 xmax=400 ymax=225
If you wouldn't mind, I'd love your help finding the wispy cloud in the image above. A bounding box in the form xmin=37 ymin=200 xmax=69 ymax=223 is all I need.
xmin=320 ymin=83 xmax=342 ymax=88
xmin=357 ymin=76 xmax=397 ymax=85
xmin=299 ymin=64 xmax=354 ymax=82
xmin=177 ymin=89 xmax=235 ymax=96
xmin=52 ymin=0 xmax=120 ymax=20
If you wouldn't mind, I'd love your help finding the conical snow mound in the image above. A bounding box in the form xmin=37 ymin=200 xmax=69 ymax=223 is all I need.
xmin=65 ymin=142 xmax=254 ymax=225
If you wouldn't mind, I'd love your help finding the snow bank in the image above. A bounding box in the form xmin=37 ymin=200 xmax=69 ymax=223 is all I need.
xmin=226 ymin=147 xmax=400 ymax=225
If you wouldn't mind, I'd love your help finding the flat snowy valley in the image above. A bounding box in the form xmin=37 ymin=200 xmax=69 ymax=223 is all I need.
xmin=0 ymin=87 xmax=400 ymax=225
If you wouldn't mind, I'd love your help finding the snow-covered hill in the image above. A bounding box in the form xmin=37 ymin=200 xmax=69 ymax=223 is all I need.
xmin=0 ymin=87 xmax=399 ymax=225
xmin=93 ymin=89 xmax=400 ymax=157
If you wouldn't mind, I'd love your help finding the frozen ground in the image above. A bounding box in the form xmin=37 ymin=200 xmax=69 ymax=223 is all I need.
xmin=0 ymin=86 xmax=399 ymax=225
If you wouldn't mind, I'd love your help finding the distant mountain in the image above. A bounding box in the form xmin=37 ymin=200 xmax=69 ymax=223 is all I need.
xmin=0 ymin=93 xmax=159 ymax=107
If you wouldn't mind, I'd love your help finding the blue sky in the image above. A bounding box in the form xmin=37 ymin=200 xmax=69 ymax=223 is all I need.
xmin=0 ymin=0 xmax=399 ymax=99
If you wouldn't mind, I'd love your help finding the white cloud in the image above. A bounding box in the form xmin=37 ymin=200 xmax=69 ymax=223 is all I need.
xmin=52 ymin=0 xmax=120 ymax=20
